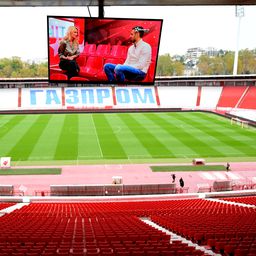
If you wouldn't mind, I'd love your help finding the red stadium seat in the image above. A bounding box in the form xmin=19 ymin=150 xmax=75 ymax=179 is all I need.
xmin=70 ymin=76 xmax=89 ymax=81
xmin=95 ymin=44 xmax=111 ymax=57
xmin=76 ymin=54 xmax=87 ymax=67
xmin=49 ymin=46 xmax=60 ymax=66
xmin=79 ymin=56 xmax=103 ymax=79
xmin=143 ymin=61 xmax=156 ymax=82
xmin=109 ymin=45 xmax=128 ymax=60
xmin=50 ymin=73 xmax=68 ymax=80
xmin=82 ymin=43 xmax=97 ymax=56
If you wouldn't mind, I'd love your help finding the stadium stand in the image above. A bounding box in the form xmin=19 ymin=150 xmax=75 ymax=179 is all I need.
xmin=199 ymin=87 xmax=223 ymax=109
xmin=0 ymin=198 xmax=255 ymax=255
xmin=237 ymin=86 xmax=256 ymax=109
xmin=0 ymin=203 xmax=16 ymax=211
xmin=157 ymin=86 xmax=198 ymax=109
xmin=150 ymin=199 xmax=256 ymax=255
xmin=221 ymin=195 xmax=256 ymax=206
xmin=216 ymin=86 xmax=256 ymax=111
xmin=216 ymin=86 xmax=248 ymax=108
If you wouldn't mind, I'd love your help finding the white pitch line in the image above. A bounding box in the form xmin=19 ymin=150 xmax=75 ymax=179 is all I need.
xmin=200 ymin=172 xmax=215 ymax=180
xmin=225 ymin=172 xmax=242 ymax=180
xmin=212 ymin=172 xmax=227 ymax=180
xmin=90 ymin=115 xmax=103 ymax=158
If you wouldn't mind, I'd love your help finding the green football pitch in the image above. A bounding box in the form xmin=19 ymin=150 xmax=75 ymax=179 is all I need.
xmin=0 ymin=111 xmax=255 ymax=165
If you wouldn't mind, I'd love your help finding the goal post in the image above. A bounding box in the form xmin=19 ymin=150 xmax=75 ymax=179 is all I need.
xmin=241 ymin=120 xmax=249 ymax=128
xmin=230 ymin=117 xmax=249 ymax=128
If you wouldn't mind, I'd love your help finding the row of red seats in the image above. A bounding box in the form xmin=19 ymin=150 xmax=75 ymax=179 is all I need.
xmin=50 ymin=56 xmax=156 ymax=83
xmin=49 ymin=43 xmax=157 ymax=83
xmin=0 ymin=203 xmax=15 ymax=211
xmin=207 ymin=236 xmax=256 ymax=256
xmin=5 ymin=199 xmax=253 ymax=217
xmin=149 ymin=199 xmax=256 ymax=256
xmin=49 ymin=43 xmax=127 ymax=65
xmin=0 ymin=201 xmax=212 ymax=255
xmin=0 ymin=199 xmax=255 ymax=255
xmin=49 ymin=43 xmax=127 ymax=81
xmin=0 ymin=242 xmax=208 ymax=255
xmin=221 ymin=195 xmax=256 ymax=206
xmin=50 ymin=43 xmax=158 ymax=65
xmin=217 ymin=86 xmax=256 ymax=109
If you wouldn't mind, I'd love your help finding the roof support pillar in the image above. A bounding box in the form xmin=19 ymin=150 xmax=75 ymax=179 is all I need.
xmin=98 ymin=0 xmax=104 ymax=18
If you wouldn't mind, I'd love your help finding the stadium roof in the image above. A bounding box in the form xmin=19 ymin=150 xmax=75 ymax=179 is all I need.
xmin=0 ymin=0 xmax=255 ymax=6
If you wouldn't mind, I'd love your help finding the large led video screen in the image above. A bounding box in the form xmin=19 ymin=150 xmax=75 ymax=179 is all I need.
xmin=48 ymin=16 xmax=163 ymax=85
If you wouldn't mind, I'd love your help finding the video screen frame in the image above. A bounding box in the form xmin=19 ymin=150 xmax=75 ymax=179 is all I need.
xmin=47 ymin=15 xmax=163 ymax=85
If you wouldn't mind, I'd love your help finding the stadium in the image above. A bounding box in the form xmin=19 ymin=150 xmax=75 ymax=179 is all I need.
xmin=0 ymin=1 xmax=256 ymax=256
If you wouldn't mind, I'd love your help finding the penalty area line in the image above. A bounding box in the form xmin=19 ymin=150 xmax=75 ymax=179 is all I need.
xmin=90 ymin=115 xmax=103 ymax=158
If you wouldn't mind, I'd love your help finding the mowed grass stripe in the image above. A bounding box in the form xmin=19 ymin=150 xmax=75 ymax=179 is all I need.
xmin=0 ymin=115 xmax=27 ymax=140
xmin=7 ymin=115 xmax=51 ymax=161
xmin=92 ymin=114 xmax=127 ymax=159
xmin=0 ymin=115 xmax=29 ymax=157
xmin=77 ymin=114 xmax=103 ymax=159
xmin=196 ymin=112 xmax=256 ymax=141
xmin=54 ymin=114 xmax=79 ymax=160
xmin=196 ymin=112 xmax=255 ymax=138
xmin=28 ymin=115 xmax=65 ymax=161
xmin=104 ymin=114 xmax=152 ymax=159
xmin=170 ymin=112 xmax=245 ymax=156
xmin=0 ymin=115 xmax=16 ymax=139
xmin=164 ymin=112 xmax=226 ymax=157
xmin=174 ymin=112 xmax=256 ymax=156
xmin=119 ymin=113 xmax=172 ymax=158
xmin=145 ymin=113 xmax=199 ymax=158
xmin=132 ymin=113 xmax=185 ymax=158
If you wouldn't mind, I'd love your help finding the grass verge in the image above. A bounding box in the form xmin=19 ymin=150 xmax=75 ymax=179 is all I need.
xmin=151 ymin=165 xmax=227 ymax=172
xmin=0 ymin=168 xmax=62 ymax=175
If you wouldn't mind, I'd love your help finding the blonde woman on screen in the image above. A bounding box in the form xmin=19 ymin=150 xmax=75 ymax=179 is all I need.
xmin=58 ymin=26 xmax=80 ymax=79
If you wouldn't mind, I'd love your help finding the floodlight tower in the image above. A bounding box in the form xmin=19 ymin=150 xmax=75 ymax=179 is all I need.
xmin=233 ymin=5 xmax=244 ymax=75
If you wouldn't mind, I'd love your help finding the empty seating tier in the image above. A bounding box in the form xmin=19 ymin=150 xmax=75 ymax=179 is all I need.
xmin=0 ymin=199 xmax=255 ymax=255
xmin=221 ymin=196 xmax=256 ymax=206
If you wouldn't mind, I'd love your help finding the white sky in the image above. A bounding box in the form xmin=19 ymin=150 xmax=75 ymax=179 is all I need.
xmin=0 ymin=5 xmax=255 ymax=61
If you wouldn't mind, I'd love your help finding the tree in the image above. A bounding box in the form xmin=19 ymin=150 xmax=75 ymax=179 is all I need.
xmin=10 ymin=57 xmax=23 ymax=71
xmin=36 ymin=63 xmax=48 ymax=77
xmin=172 ymin=61 xmax=184 ymax=76
xmin=197 ymin=50 xmax=256 ymax=75
xmin=197 ymin=55 xmax=212 ymax=75
xmin=0 ymin=57 xmax=48 ymax=78
xmin=239 ymin=49 xmax=256 ymax=74
xmin=156 ymin=54 xmax=173 ymax=76
xmin=222 ymin=51 xmax=234 ymax=74
xmin=156 ymin=54 xmax=184 ymax=76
